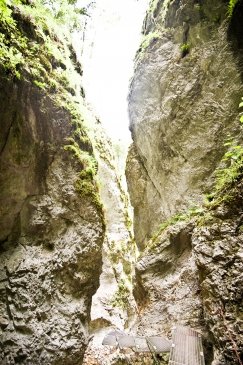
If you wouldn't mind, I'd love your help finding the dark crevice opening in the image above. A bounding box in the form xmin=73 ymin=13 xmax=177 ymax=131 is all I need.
xmin=227 ymin=0 xmax=243 ymax=82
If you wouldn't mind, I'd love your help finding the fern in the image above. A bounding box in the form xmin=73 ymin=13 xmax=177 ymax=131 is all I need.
xmin=228 ymin=0 xmax=239 ymax=17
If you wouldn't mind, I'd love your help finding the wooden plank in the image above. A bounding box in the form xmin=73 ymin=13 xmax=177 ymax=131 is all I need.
xmin=169 ymin=326 xmax=205 ymax=365
xmin=102 ymin=332 xmax=171 ymax=353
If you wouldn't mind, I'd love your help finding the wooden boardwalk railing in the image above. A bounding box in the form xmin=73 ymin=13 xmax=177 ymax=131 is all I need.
xmin=169 ymin=326 xmax=205 ymax=365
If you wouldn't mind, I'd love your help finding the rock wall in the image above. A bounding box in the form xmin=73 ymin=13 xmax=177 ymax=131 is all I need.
xmin=1 ymin=0 xmax=243 ymax=364
xmin=129 ymin=175 xmax=243 ymax=364
xmin=134 ymin=203 xmax=243 ymax=364
xmin=0 ymin=75 xmax=105 ymax=365
xmin=83 ymin=123 xmax=137 ymax=365
xmin=134 ymin=222 xmax=202 ymax=337
xmin=126 ymin=0 xmax=243 ymax=364
xmin=0 ymin=3 xmax=105 ymax=364
xmin=192 ymin=183 xmax=243 ymax=364
xmin=126 ymin=0 xmax=243 ymax=248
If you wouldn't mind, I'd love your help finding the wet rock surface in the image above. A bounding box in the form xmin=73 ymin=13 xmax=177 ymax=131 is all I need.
xmin=0 ymin=78 xmax=105 ymax=365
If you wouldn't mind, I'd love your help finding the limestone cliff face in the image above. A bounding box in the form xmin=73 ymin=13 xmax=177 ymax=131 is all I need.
xmin=192 ymin=182 xmax=243 ymax=364
xmin=83 ymin=123 xmax=137 ymax=365
xmin=127 ymin=0 xmax=243 ymax=364
xmin=134 ymin=222 xmax=202 ymax=337
xmin=0 ymin=75 xmax=105 ymax=365
xmin=0 ymin=3 xmax=105 ymax=364
xmin=127 ymin=0 xmax=243 ymax=248
xmin=133 ymin=204 xmax=243 ymax=364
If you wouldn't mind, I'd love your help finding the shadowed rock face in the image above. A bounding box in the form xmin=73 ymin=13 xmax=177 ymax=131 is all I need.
xmin=192 ymin=183 xmax=243 ymax=365
xmin=0 ymin=78 xmax=105 ymax=365
xmin=134 ymin=222 xmax=203 ymax=337
xmin=133 ymin=203 xmax=243 ymax=364
xmin=126 ymin=0 xmax=243 ymax=248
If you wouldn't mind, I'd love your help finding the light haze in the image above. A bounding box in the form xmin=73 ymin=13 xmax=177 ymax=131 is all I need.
xmin=80 ymin=0 xmax=149 ymax=142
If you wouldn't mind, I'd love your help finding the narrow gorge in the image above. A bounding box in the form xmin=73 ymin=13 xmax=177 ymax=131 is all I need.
xmin=0 ymin=1 xmax=242 ymax=365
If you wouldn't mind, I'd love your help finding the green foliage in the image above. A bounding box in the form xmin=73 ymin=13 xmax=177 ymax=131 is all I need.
xmin=64 ymin=139 xmax=97 ymax=173
xmin=205 ymin=99 xmax=243 ymax=207
xmin=228 ymin=0 xmax=239 ymax=17
xmin=75 ymin=178 xmax=94 ymax=197
xmin=136 ymin=31 xmax=160 ymax=61
xmin=64 ymin=105 xmax=93 ymax=151
xmin=37 ymin=0 xmax=88 ymax=31
xmin=64 ymin=132 xmax=104 ymax=212
xmin=0 ymin=0 xmax=104 ymax=226
xmin=140 ymin=32 xmax=160 ymax=51
xmin=196 ymin=211 xmax=214 ymax=227
xmin=148 ymin=205 xmax=205 ymax=249
xmin=0 ymin=0 xmax=28 ymax=78
xmin=180 ymin=42 xmax=190 ymax=57
xmin=0 ymin=0 xmax=87 ymax=90
xmin=206 ymin=142 xmax=243 ymax=207
xmin=63 ymin=123 xmax=103 ymax=214
xmin=136 ymin=31 xmax=160 ymax=63
xmin=75 ymin=177 xmax=104 ymax=215
xmin=0 ymin=0 xmax=93 ymax=168
xmin=16 ymin=0 xmax=88 ymax=33
xmin=146 ymin=98 xmax=243 ymax=251
xmin=0 ymin=1 xmax=16 ymax=28
xmin=110 ymin=279 xmax=130 ymax=310
xmin=33 ymin=79 xmax=46 ymax=89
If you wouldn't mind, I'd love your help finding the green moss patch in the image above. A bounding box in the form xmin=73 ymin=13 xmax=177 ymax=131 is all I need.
xmin=0 ymin=0 xmax=105 ymax=219
xmin=0 ymin=0 xmax=84 ymax=94
xmin=228 ymin=0 xmax=239 ymax=17
xmin=146 ymin=98 xmax=243 ymax=251
xmin=110 ymin=279 xmax=130 ymax=310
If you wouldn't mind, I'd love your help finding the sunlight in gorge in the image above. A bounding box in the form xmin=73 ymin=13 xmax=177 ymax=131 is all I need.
xmin=78 ymin=0 xmax=149 ymax=143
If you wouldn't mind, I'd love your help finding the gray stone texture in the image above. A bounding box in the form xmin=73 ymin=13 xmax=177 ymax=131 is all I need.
xmin=126 ymin=0 xmax=243 ymax=248
xmin=192 ymin=186 xmax=243 ymax=364
xmin=126 ymin=0 xmax=243 ymax=364
xmin=0 ymin=79 xmax=105 ymax=365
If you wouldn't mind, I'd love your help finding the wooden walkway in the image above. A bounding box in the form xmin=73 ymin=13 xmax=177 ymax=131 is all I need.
xmin=102 ymin=330 xmax=171 ymax=353
xmin=169 ymin=326 xmax=205 ymax=365
xmin=102 ymin=326 xmax=205 ymax=365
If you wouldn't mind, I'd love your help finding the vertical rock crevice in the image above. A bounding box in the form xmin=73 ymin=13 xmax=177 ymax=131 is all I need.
xmin=83 ymin=122 xmax=137 ymax=365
